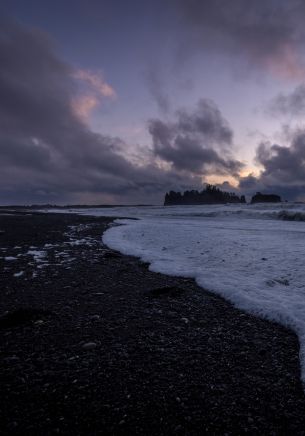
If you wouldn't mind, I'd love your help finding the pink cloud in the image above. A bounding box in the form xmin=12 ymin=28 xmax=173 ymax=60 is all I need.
xmin=71 ymin=95 xmax=99 ymax=120
xmin=262 ymin=43 xmax=305 ymax=81
xmin=74 ymin=69 xmax=116 ymax=98
xmin=72 ymin=69 xmax=116 ymax=121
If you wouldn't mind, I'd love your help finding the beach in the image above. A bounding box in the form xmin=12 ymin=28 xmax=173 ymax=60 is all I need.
xmin=1 ymin=211 xmax=305 ymax=435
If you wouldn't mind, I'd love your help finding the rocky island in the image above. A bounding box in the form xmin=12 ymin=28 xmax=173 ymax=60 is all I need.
xmin=164 ymin=185 xmax=246 ymax=206
xmin=251 ymin=192 xmax=282 ymax=204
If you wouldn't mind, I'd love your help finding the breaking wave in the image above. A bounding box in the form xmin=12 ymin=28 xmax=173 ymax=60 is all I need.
xmin=277 ymin=210 xmax=305 ymax=221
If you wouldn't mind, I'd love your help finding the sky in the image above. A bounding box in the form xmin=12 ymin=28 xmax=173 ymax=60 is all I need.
xmin=2 ymin=0 xmax=305 ymax=204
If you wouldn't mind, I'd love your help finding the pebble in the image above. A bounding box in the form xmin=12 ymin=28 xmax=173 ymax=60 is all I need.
xmin=82 ymin=342 xmax=97 ymax=350
xmin=34 ymin=320 xmax=44 ymax=325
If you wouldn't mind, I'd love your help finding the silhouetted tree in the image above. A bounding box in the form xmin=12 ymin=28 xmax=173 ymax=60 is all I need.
xmin=164 ymin=185 xmax=247 ymax=205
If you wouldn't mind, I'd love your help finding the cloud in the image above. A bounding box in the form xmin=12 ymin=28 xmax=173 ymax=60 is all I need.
xmin=72 ymin=69 xmax=116 ymax=120
xmin=256 ymin=134 xmax=305 ymax=184
xmin=238 ymin=130 xmax=305 ymax=200
xmin=144 ymin=69 xmax=170 ymax=113
xmin=71 ymin=95 xmax=100 ymax=120
xmin=73 ymin=69 xmax=116 ymax=99
xmin=177 ymin=0 xmax=305 ymax=79
xmin=0 ymin=20 xmax=205 ymax=204
xmin=149 ymin=99 xmax=243 ymax=176
xmin=267 ymin=84 xmax=305 ymax=117
xmin=176 ymin=99 xmax=233 ymax=146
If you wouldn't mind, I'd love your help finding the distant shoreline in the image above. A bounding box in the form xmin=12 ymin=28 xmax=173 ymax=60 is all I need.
xmin=0 ymin=204 xmax=157 ymax=210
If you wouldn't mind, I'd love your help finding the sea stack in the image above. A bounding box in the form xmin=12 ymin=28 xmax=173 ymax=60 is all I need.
xmin=251 ymin=192 xmax=281 ymax=204
xmin=164 ymin=185 xmax=246 ymax=206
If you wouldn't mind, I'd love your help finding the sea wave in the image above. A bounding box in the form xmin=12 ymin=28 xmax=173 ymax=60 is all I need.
xmin=164 ymin=208 xmax=305 ymax=222
xmin=277 ymin=210 xmax=305 ymax=221
xmin=45 ymin=203 xmax=305 ymax=223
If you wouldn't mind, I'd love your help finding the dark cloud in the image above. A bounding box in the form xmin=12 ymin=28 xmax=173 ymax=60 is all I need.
xmin=176 ymin=99 xmax=233 ymax=145
xmin=238 ymin=174 xmax=261 ymax=192
xmin=256 ymin=135 xmax=305 ymax=185
xmin=267 ymin=84 xmax=305 ymax=117
xmin=177 ymin=0 xmax=305 ymax=78
xmin=238 ymin=131 xmax=305 ymax=200
xmin=149 ymin=99 xmax=243 ymax=176
xmin=0 ymin=20 xmax=205 ymax=204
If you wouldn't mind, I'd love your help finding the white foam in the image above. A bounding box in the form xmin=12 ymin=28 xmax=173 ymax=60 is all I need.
xmin=27 ymin=250 xmax=47 ymax=263
xmin=68 ymin=238 xmax=93 ymax=246
xmin=14 ymin=271 xmax=24 ymax=277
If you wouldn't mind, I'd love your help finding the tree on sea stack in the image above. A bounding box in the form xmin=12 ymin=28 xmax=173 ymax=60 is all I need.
xmin=164 ymin=185 xmax=246 ymax=206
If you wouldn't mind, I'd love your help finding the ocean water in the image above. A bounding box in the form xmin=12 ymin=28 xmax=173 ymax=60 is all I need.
xmin=49 ymin=203 xmax=305 ymax=380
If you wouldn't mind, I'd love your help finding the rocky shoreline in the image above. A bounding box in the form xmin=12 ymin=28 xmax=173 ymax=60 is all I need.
xmin=1 ymin=211 xmax=305 ymax=435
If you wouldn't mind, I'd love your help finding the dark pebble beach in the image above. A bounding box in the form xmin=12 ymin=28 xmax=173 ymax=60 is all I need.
xmin=1 ymin=211 xmax=305 ymax=435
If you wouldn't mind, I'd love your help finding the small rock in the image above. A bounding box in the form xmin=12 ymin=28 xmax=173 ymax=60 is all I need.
xmin=4 ymin=356 xmax=20 ymax=363
xmin=9 ymin=421 xmax=18 ymax=429
xmin=34 ymin=319 xmax=44 ymax=325
xmin=82 ymin=342 xmax=97 ymax=350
